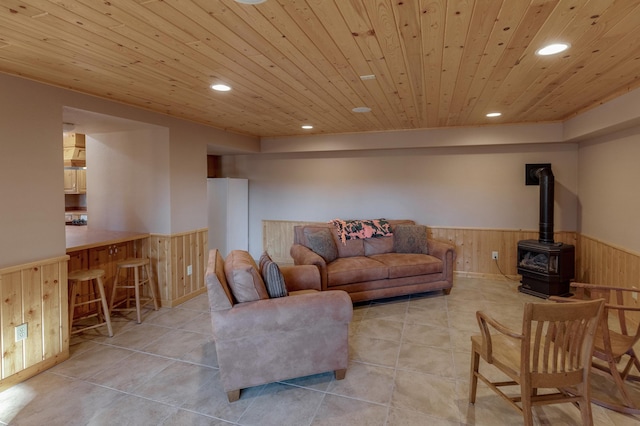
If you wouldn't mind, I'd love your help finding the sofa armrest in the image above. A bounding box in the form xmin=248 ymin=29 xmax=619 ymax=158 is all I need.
xmin=211 ymin=290 xmax=353 ymax=340
xmin=290 ymin=243 xmax=329 ymax=290
xmin=428 ymin=239 xmax=457 ymax=287
xmin=280 ymin=265 xmax=321 ymax=291
xmin=427 ymin=239 xmax=456 ymax=261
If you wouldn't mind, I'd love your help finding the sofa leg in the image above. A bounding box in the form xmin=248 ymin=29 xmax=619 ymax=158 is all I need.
xmin=227 ymin=389 xmax=240 ymax=402
xmin=443 ymin=288 xmax=451 ymax=295
xmin=334 ymin=369 xmax=347 ymax=380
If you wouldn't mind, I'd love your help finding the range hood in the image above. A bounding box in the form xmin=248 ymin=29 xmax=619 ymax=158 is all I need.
xmin=63 ymin=133 xmax=86 ymax=167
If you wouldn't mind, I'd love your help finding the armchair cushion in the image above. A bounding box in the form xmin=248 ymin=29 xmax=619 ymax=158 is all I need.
xmin=224 ymin=250 xmax=269 ymax=303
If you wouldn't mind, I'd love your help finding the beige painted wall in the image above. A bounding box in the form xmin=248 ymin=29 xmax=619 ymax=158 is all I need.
xmin=578 ymin=125 xmax=640 ymax=253
xmin=0 ymin=72 xmax=258 ymax=269
xmin=228 ymin=143 xmax=579 ymax=258
xmin=87 ymin=128 xmax=171 ymax=234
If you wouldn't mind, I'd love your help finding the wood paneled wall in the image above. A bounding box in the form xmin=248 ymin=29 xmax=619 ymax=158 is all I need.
xmin=263 ymin=220 xmax=577 ymax=278
xmin=0 ymin=256 xmax=69 ymax=391
xmin=428 ymin=227 xmax=577 ymax=278
xmin=145 ymin=229 xmax=208 ymax=307
xmin=263 ymin=221 xmax=639 ymax=308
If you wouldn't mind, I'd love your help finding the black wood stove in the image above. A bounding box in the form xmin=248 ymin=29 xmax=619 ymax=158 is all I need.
xmin=517 ymin=165 xmax=574 ymax=298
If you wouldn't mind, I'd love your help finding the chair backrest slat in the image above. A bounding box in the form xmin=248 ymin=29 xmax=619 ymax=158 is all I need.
xmin=525 ymin=300 xmax=604 ymax=383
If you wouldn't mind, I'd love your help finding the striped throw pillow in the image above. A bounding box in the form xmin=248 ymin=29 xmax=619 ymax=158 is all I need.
xmin=259 ymin=252 xmax=288 ymax=298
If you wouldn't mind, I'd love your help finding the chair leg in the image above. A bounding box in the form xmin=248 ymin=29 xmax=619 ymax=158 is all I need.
xmin=578 ymin=383 xmax=594 ymax=426
xmin=96 ymin=276 xmax=113 ymax=337
xmin=522 ymin=386 xmax=534 ymax=426
xmin=606 ymin=356 xmax=636 ymax=408
xmin=109 ymin=266 xmax=121 ymax=313
xmin=145 ymin=263 xmax=159 ymax=310
xmin=68 ymin=280 xmax=77 ymax=332
xmin=469 ymin=349 xmax=480 ymax=404
xmin=227 ymin=389 xmax=240 ymax=403
xmin=134 ymin=266 xmax=142 ymax=324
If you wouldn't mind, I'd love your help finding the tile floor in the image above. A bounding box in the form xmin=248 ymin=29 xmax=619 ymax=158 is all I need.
xmin=1 ymin=276 xmax=639 ymax=425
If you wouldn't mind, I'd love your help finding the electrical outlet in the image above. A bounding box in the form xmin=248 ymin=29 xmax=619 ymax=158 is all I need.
xmin=15 ymin=323 xmax=28 ymax=342
xmin=492 ymin=251 xmax=499 ymax=260
xmin=187 ymin=265 xmax=192 ymax=276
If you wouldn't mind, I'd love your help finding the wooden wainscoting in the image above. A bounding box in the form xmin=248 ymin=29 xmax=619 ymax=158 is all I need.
xmin=145 ymin=229 xmax=208 ymax=308
xmin=0 ymin=256 xmax=70 ymax=391
xmin=429 ymin=227 xmax=577 ymax=279
xmin=263 ymin=220 xmax=317 ymax=264
xmin=577 ymin=234 xmax=640 ymax=309
xmin=262 ymin=220 xmax=577 ymax=279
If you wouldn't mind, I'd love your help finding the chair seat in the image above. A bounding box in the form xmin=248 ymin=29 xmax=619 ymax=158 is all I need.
xmin=594 ymin=328 xmax=637 ymax=359
xmin=69 ymin=269 xmax=105 ymax=281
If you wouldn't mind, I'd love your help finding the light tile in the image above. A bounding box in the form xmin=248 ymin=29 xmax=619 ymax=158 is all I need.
xmin=49 ymin=344 xmax=133 ymax=380
xmin=237 ymin=382 xmax=324 ymax=426
xmin=105 ymin=322 xmax=171 ymax=350
xmin=349 ymin=335 xmax=401 ymax=367
xmin=145 ymin=307 xmax=201 ymax=328
xmin=326 ymin=361 xmax=395 ymax=405
xmin=131 ymin=361 xmax=218 ymax=406
xmin=162 ymin=409 xmax=234 ymax=425
xmin=397 ymin=342 xmax=455 ymax=378
xmin=355 ymin=317 xmax=404 ymax=342
xmin=88 ymin=351 xmax=174 ymax=392
xmin=2 ymin=278 xmax=606 ymax=426
xmin=391 ymin=369 xmax=461 ymax=423
xmin=311 ymin=394 xmax=388 ymax=426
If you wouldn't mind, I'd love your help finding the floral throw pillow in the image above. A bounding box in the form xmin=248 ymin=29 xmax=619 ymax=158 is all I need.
xmin=304 ymin=228 xmax=338 ymax=263
xmin=393 ymin=225 xmax=429 ymax=255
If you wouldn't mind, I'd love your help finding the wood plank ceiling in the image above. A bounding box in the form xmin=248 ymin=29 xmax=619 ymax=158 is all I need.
xmin=1 ymin=0 xmax=639 ymax=138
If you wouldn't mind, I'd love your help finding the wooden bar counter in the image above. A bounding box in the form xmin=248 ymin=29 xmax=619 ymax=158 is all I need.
xmin=66 ymin=226 xmax=151 ymax=316
xmin=66 ymin=226 xmax=149 ymax=252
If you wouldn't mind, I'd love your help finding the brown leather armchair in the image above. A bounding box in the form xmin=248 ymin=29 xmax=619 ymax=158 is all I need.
xmin=205 ymin=249 xmax=353 ymax=402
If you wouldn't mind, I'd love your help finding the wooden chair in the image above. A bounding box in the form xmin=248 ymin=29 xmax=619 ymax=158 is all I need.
xmin=470 ymin=299 xmax=604 ymax=426
xmin=551 ymin=282 xmax=640 ymax=414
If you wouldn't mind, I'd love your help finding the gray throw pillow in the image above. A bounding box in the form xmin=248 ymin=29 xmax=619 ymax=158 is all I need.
xmin=259 ymin=252 xmax=288 ymax=298
xmin=304 ymin=228 xmax=338 ymax=262
xmin=393 ymin=225 xmax=429 ymax=254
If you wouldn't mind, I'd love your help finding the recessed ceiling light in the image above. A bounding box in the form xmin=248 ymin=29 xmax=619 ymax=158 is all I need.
xmin=211 ymin=84 xmax=231 ymax=92
xmin=234 ymin=0 xmax=267 ymax=4
xmin=486 ymin=112 xmax=502 ymax=118
xmin=536 ymin=43 xmax=570 ymax=56
xmin=352 ymin=106 xmax=372 ymax=113
xmin=360 ymin=74 xmax=376 ymax=80
xmin=301 ymin=125 xmax=313 ymax=129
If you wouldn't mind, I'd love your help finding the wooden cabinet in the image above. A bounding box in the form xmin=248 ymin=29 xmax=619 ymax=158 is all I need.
xmin=76 ymin=169 xmax=86 ymax=193
xmin=63 ymin=168 xmax=86 ymax=194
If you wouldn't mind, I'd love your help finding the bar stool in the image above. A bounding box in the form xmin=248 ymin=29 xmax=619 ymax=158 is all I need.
xmin=68 ymin=269 xmax=113 ymax=337
xmin=109 ymin=258 xmax=159 ymax=324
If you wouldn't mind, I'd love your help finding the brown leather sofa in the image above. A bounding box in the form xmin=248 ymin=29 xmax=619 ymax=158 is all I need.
xmin=290 ymin=220 xmax=456 ymax=303
xmin=205 ymin=249 xmax=353 ymax=402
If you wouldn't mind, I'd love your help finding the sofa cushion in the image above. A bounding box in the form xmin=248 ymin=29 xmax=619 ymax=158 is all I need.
xmin=370 ymin=253 xmax=443 ymax=279
xmin=224 ymin=250 xmax=269 ymax=303
xmin=364 ymin=236 xmax=394 ymax=256
xmin=393 ymin=225 xmax=429 ymax=254
xmin=327 ymin=256 xmax=388 ymax=287
xmin=335 ymin=238 xmax=365 ymax=258
xmin=304 ymin=228 xmax=338 ymax=262
xmin=259 ymin=252 xmax=288 ymax=298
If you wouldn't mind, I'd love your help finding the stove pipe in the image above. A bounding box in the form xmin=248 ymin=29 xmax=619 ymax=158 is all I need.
xmin=535 ymin=167 xmax=554 ymax=244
